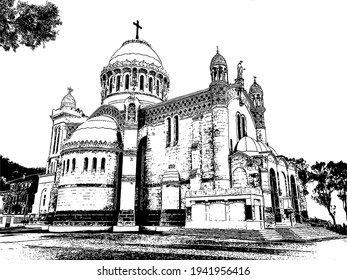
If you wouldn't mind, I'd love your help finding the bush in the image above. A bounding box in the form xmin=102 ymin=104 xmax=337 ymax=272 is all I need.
xmin=327 ymin=224 xmax=347 ymax=235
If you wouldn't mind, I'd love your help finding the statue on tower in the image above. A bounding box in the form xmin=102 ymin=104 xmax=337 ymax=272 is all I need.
xmin=237 ymin=61 xmax=245 ymax=79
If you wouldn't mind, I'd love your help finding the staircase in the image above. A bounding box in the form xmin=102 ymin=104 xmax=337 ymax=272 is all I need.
xmin=288 ymin=226 xmax=343 ymax=241
xmin=259 ymin=229 xmax=283 ymax=241
xmin=167 ymin=228 xmax=265 ymax=241
xmin=166 ymin=226 xmax=344 ymax=242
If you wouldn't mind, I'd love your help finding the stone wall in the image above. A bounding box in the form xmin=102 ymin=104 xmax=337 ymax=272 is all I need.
xmin=60 ymin=151 xmax=118 ymax=186
xmin=56 ymin=186 xmax=115 ymax=211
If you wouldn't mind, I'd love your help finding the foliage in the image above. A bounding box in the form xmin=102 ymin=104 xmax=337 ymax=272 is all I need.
xmin=0 ymin=155 xmax=44 ymax=191
xmin=0 ymin=0 xmax=62 ymax=51
xmin=285 ymin=157 xmax=309 ymax=195
xmin=332 ymin=161 xmax=347 ymax=222
xmin=327 ymin=224 xmax=347 ymax=235
xmin=309 ymin=161 xmax=338 ymax=225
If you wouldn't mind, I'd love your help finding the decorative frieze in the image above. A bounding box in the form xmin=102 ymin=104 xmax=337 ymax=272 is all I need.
xmin=188 ymin=187 xmax=262 ymax=197
xmin=61 ymin=140 xmax=120 ymax=155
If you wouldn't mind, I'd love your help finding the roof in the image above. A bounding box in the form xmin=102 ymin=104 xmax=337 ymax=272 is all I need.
xmin=109 ymin=39 xmax=163 ymax=67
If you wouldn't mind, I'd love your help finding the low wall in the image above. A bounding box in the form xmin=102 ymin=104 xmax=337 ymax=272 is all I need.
xmin=185 ymin=220 xmax=264 ymax=230
xmin=0 ymin=215 xmax=28 ymax=228
xmin=49 ymin=225 xmax=112 ymax=232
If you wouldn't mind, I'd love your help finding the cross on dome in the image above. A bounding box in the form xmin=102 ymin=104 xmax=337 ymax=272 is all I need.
xmin=67 ymin=87 xmax=73 ymax=94
xmin=133 ymin=20 xmax=142 ymax=39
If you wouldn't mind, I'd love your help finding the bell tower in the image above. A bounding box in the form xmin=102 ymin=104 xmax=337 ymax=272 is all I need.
xmin=210 ymin=47 xmax=228 ymax=85
xmin=249 ymin=77 xmax=267 ymax=144
xmin=46 ymin=88 xmax=87 ymax=175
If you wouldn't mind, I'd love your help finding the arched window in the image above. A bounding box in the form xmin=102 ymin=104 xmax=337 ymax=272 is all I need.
xmin=55 ymin=127 xmax=61 ymax=154
xmin=42 ymin=194 xmax=46 ymax=207
xmin=41 ymin=189 xmax=47 ymax=208
xmin=166 ymin=117 xmax=171 ymax=147
xmin=128 ymin=103 xmax=136 ymax=122
xmin=156 ymin=80 xmax=160 ymax=96
xmin=241 ymin=115 xmax=247 ymax=137
xmin=62 ymin=160 xmax=65 ymax=176
xmin=66 ymin=159 xmax=70 ymax=173
xmin=279 ymin=172 xmax=287 ymax=196
xmin=83 ymin=157 xmax=88 ymax=172
xmin=72 ymin=158 xmax=76 ymax=172
xmin=92 ymin=157 xmax=97 ymax=172
xmin=125 ymin=74 xmax=130 ymax=90
xmin=140 ymin=75 xmax=144 ymax=91
xmin=101 ymin=158 xmax=106 ymax=173
xmin=109 ymin=77 xmax=113 ymax=93
xmin=173 ymin=116 xmax=179 ymax=144
xmin=236 ymin=113 xmax=242 ymax=141
xmin=149 ymin=77 xmax=153 ymax=93
xmin=116 ymin=75 xmax=121 ymax=91
xmin=52 ymin=127 xmax=57 ymax=154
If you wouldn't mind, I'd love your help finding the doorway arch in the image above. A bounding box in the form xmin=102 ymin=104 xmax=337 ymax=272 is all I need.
xmin=270 ymin=168 xmax=281 ymax=222
xmin=135 ymin=136 xmax=147 ymax=224
xmin=290 ymin=175 xmax=300 ymax=222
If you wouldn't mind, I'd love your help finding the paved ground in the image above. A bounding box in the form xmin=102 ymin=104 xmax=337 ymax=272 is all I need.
xmin=1 ymin=230 xmax=346 ymax=260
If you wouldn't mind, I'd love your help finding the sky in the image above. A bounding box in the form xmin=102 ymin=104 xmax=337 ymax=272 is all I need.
xmin=1 ymin=0 xmax=347 ymax=168
xmin=0 ymin=0 xmax=346 ymax=222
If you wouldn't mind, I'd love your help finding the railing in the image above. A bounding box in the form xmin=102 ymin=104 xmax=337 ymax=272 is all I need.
xmin=187 ymin=187 xmax=262 ymax=197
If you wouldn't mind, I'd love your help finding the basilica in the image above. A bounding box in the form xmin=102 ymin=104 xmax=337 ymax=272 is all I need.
xmin=31 ymin=23 xmax=307 ymax=231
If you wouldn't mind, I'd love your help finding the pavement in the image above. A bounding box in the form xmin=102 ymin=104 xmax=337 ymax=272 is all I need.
xmin=0 ymin=229 xmax=347 ymax=260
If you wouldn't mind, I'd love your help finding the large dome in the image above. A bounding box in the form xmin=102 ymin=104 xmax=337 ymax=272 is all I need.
xmin=109 ymin=39 xmax=163 ymax=68
xmin=67 ymin=115 xmax=118 ymax=143
xmin=100 ymin=38 xmax=170 ymax=105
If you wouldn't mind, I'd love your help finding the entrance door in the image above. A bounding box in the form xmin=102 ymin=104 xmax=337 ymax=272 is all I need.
xmin=291 ymin=175 xmax=300 ymax=222
xmin=270 ymin=168 xmax=281 ymax=222
xmin=135 ymin=136 xmax=147 ymax=224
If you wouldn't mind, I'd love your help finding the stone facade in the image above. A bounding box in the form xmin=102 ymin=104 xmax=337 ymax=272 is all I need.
xmin=30 ymin=33 xmax=307 ymax=230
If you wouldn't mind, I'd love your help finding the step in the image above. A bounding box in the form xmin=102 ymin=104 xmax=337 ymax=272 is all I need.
xmin=259 ymin=229 xmax=283 ymax=241
xmin=290 ymin=227 xmax=343 ymax=240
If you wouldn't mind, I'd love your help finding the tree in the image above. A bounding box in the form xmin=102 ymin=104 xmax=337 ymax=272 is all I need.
xmin=285 ymin=157 xmax=310 ymax=195
xmin=309 ymin=161 xmax=337 ymax=225
xmin=0 ymin=0 xmax=62 ymax=52
xmin=333 ymin=161 xmax=347 ymax=223
xmin=0 ymin=155 xmax=44 ymax=190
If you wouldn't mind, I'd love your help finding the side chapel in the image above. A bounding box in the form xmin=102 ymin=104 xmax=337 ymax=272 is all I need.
xmin=31 ymin=22 xmax=307 ymax=231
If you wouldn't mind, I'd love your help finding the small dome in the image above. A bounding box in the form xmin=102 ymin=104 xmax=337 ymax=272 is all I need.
xmin=109 ymin=39 xmax=163 ymax=67
xmin=258 ymin=141 xmax=271 ymax=152
xmin=235 ymin=136 xmax=261 ymax=153
xmin=268 ymin=145 xmax=277 ymax=156
xmin=67 ymin=115 xmax=118 ymax=143
xmin=235 ymin=136 xmax=278 ymax=156
xmin=210 ymin=50 xmax=227 ymax=70
xmin=249 ymin=79 xmax=263 ymax=94
xmin=61 ymin=93 xmax=76 ymax=109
